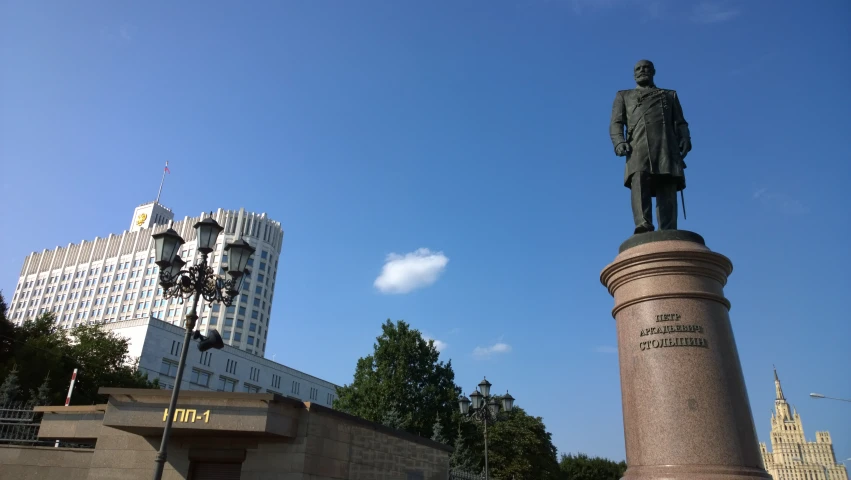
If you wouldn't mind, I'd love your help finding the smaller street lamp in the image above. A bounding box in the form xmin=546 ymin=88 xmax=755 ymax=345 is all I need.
xmin=150 ymin=216 xmax=256 ymax=480
xmin=470 ymin=390 xmax=483 ymax=410
xmin=809 ymin=393 xmax=851 ymax=403
xmin=459 ymin=395 xmax=471 ymax=415
xmin=152 ymin=227 xmax=184 ymax=268
xmin=501 ymin=391 xmax=515 ymax=412
xmin=478 ymin=377 xmax=492 ymax=397
xmin=458 ymin=377 xmax=515 ymax=480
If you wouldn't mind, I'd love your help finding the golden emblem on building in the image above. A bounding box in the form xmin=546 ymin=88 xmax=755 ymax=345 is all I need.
xmin=136 ymin=213 xmax=148 ymax=226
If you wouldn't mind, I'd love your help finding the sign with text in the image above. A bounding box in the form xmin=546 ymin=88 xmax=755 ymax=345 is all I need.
xmin=163 ymin=408 xmax=211 ymax=424
xmin=637 ymin=313 xmax=710 ymax=351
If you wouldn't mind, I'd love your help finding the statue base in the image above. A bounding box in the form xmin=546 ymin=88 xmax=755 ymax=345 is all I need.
xmin=600 ymin=231 xmax=771 ymax=480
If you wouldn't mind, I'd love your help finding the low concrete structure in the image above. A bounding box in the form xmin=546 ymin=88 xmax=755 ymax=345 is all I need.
xmin=0 ymin=388 xmax=451 ymax=480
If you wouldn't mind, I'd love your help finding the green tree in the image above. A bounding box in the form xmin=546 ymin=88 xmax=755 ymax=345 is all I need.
xmin=0 ymin=292 xmax=14 ymax=362
xmin=0 ymin=364 xmax=21 ymax=404
xmin=0 ymin=306 xmax=157 ymax=405
xmin=334 ymin=320 xmax=461 ymax=439
xmin=30 ymin=373 xmax=53 ymax=406
xmin=482 ymin=405 xmax=561 ymax=480
xmin=431 ymin=414 xmax=450 ymax=445
xmin=64 ymin=323 xmax=156 ymax=404
xmin=450 ymin=421 xmax=483 ymax=471
xmin=382 ymin=407 xmax=408 ymax=430
xmin=1 ymin=313 xmax=71 ymax=405
xmin=559 ymin=452 xmax=627 ymax=480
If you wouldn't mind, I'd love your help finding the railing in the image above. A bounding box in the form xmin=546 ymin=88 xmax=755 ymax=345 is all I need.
xmin=449 ymin=470 xmax=496 ymax=480
xmin=0 ymin=401 xmax=41 ymax=445
xmin=0 ymin=401 xmax=93 ymax=448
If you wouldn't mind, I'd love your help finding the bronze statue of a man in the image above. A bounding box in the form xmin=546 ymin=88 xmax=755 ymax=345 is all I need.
xmin=610 ymin=60 xmax=692 ymax=234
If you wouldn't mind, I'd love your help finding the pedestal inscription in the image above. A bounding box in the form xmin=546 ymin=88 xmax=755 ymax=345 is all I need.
xmin=638 ymin=313 xmax=710 ymax=351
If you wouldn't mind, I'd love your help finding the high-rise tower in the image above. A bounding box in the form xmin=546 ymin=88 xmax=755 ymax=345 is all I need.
xmin=760 ymin=369 xmax=848 ymax=480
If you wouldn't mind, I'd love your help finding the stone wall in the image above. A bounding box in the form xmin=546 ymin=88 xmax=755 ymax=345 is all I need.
xmin=88 ymin=425 xmax=190 ymax=480
xmin=0 ymin=445 xmax=93 ymax=480
xmin=241 ymin=403 xmax=451 ymax=480
xmin=300 ymin=405 xmax=450 ymax=480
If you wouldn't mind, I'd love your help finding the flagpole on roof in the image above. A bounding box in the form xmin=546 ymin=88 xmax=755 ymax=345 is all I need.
xmin=156 ymin=161 xmax=170 ymax=204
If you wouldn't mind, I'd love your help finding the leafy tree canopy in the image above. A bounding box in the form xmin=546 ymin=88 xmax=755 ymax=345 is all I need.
xmin=335 ymin=318 xmax=566 ymax=480
xmin=466 ymin=405 xmax=561 ymax=480
xmin=333 ymin=319 xmax=460 ymax=439
xmin=0 ymin=364 xmax=21 ymax=404
xmin=0 ymin=293 xmax=157 ymax=405
xmin=559 ymin=452 xmax=627 ymax=480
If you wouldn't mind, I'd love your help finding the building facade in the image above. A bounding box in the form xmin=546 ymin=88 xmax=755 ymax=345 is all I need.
xmin=6 ymin=202 xmax=283 ymax=357
xmin=759 ymin=370 xmax=848 ymax=480
xmin=100 ymin=316 xmax=337 ymax=405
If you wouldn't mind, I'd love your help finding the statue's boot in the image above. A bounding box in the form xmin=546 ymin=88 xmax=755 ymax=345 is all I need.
xmin=634 ymin=223 xmax=655 ymax=234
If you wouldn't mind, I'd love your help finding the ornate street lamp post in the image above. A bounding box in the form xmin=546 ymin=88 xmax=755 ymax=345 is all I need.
xmin=458 ymin=377 xmax=515 ymax=480
xmin=150 ymin=215 xmax=255 ymax=480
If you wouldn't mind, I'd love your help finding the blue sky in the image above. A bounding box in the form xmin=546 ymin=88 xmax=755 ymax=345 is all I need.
xmin=1 ymin=0 xmax=849 ymax=462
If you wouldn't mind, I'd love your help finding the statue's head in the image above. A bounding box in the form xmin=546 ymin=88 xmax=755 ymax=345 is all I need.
xmin=634 ymin=60 xmax=655 ymax=87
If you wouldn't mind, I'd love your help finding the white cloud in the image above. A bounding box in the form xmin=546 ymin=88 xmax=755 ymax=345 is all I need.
xmin=423 ymin=333 xmax=448 ymax=352
xmin=374 ymin=248 xmax=449 ymax=294
xmin=594 ymin=346 xmax=618 ymax=354
xmin=753 ymin=188 xmax=808 ymax=215
xmin=473 ymin=342 xmax=512 ymax=359
xmin=570 ymin=0 xmax=618 ymax=15
xmin=691 ymin=1 xmax=740 ymax=23
xmin=569 ymin=0 xmax=663 ymax=20
xmin=100 ymin=24 xmax=137 ymax=44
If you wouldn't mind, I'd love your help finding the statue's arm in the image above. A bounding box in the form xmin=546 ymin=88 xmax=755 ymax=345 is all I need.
xmin=609 ymin=92 xmax=628 ymax=152
xmin=672 ymin=92 xmax=690 ymax=140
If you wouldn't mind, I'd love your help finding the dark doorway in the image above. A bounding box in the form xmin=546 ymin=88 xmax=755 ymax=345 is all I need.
xmin=191 ymin=462 xmax=242 ymax=480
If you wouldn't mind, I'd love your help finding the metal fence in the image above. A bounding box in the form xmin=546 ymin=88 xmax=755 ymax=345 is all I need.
xmin=0 ymin=401 xmax=93 ymax=448
xmin=0 ymin=400 xmax=41 ymax=445
xmin=449 ymin=470 xmax=493 ymax=480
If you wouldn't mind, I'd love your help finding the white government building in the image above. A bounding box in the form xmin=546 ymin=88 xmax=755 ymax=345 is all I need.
xmin=6 ymin=201 xmax=339 ymax=405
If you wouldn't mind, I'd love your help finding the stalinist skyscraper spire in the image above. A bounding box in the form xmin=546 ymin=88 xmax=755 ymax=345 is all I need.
xmin=773 ymin=366 xmax=784 ymax=400
xmin=772 ymin=366 xmax=794 ymax=422
xmin=760 ymin=369 xmax=848 ymax=480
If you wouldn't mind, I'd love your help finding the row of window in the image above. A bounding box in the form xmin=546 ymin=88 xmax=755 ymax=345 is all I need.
xmin=17 ymin=282 xmax=272 ymax=316
xmin=220 ymin=331 xmax=261 ymax=347
xmin=13 ymin=275 xmax=157 ymax=305
xmin=200 ymin=351 xmax=212 ymax=367
xmin=18 ymin=261 xmax=141 ymax=291
xmin=160 ymin=359 xmax=332 ymax=404
xmin=14 ymin=282 xmax=271 ymax=326
xmin=12 ymin=274 xmax=275 ymax=313
xmin=225 ymin=359 xmax=238 ymax=375
xmin=15 ymin=244 xmax=276 ymax=296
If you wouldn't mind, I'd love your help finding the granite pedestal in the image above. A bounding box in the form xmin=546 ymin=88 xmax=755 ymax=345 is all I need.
xmin=600 ymin=231 xmax=771 ymax=480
